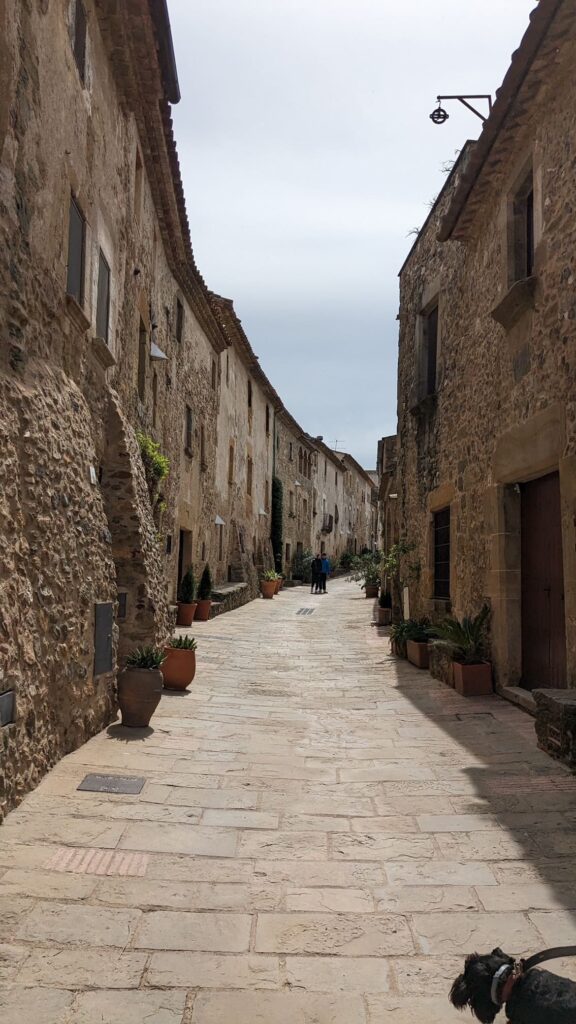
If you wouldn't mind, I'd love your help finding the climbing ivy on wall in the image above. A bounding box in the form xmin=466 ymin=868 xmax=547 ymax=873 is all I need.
xmin=137 ymin=432 xmax=170 ymax=529
xmin=271 ymin=476 xmax=283 ymax=572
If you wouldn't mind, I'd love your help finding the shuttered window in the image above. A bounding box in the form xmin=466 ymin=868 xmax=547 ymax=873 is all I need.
xmin=433 ymin=507 xmax=450 ymax=600
xmin=66 ymin=196 xmax=85 ymax=304
xmin=96 ymin=250 xmax=110 ymax=341
xmin=425 ymin=304 xmax=438 ymax=396
xmin=73 ymin=1 xmax=87 ymax=84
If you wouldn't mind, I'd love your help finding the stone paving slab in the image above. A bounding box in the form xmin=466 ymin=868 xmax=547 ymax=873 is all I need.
xmin=2 ymin=580 xmax=576 ymax=1022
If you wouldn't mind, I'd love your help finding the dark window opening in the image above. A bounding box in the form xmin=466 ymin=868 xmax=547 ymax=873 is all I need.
xmin=137 ymin=319 xmax=147 ymax=401
xmin=165 ymin=534 xmax=172 ymax=555
xmin=96 ymin=249 xmax=110 ymax=342
xmin=211 ymin=360 xmax=217 ymax=390
xmin=175 ymin=298 xmax=184 ymax=343
xmin=200 ymin=424 xmax=207 ymax=470
xmin=425 ymin=304 xmax=438 ymax=396
xmin=265 ymin=404 xmax=270 ymax=435
xmin=433 ymin=506 xmax=451 ymax=600
xmin=66 ymin=195 xmax=85 ymax=305
xmin=185 ymin=405 xmax=193 ymax=454
xmin=511 ymin=170 xmax=535 ymax=283
xmin=247 ymin=379 xmax=253 ymax=409
xmin=228 ymin=444 xmax=234 ymax=485
xmin=152 ymin=372 xmax=158 ymax=427
xmin=218 ymin=525 xmax=224 ymax=561
xmin=226 ymin=352 xmax=230 ymax=385
xmin=73 ymin=0 xmax=87 ymax=84
xmin=117 ymin=593 xmax=127 ymax=621
xmin=247 ymin=457 xmax=253 ymax=496
xmin=289 ymin=442 xmax=293 ymax=462
xmin=134 ymin=149 xmax=143 ymax=222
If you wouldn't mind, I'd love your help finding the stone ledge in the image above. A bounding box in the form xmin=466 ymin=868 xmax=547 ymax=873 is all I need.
xmin=490 ymin=276 xmax=536 ymax=331
xmin=91 ymin=335 xmax=116 ymax=370
xmin=65 ymin=293 xmax=91 ymax=332
xmin=497 ymin=684 xmax=536 ymax=716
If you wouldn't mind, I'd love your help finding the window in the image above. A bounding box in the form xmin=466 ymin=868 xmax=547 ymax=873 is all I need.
xmin=96 ymin=249 xmax=110 ymax=342
xmin=152 ymin=372 xmax=158 ymax=427
xmin=200 ymin=424 xmax=207 ymax=470
xmin=324 ymin=459 xmax=327 ymax=480
xmin=334 ymin=504 xmax=339 ymax=524
xmin=424 ymin=304 xmax=438 ymax=397
xmin=510 ymin=169 xmax=535 ymax=283
xmin=66 ymin=195 xmax=85 ymax=305
xmin=137 ymin=319 xmax=147 ymax=401
xmin=175 ymin=298 xmax=184 ymax=343
xmin=228 ymin=444 xmax=234 ymax=485
xmin=185 ymin=405 xmax=193 ymax=453
xmin=218 ymin=524 xmax=224 ymax=561
xmin=289 ymin=490 xmax=294 ymax=514
xmin=134 ymin=149 xmax=143 ymax=223
xmin=335 ymin=471 xmax=338 ymax=486
xmin=265 ymin=478 xmax=270 ymax=511
xmin=73 ymin=0 xmax=87 ymax=84
xmin=201 ymin=540 xmax=206 ymax=561
xmin=247 ymin=380 xmax=252 ymax=409
xmin=265 ymin=404 xmax=270 ymax=435
xmin=211 ymin=360 xmax=217 ymax=390
xmin=298 ymin=448 xmax=303 ymax=474
xmin=285 ymin=542 xmax=291 ymax=565
xmin=247 ymin=456 xmax=253 ymax=496
xmin=165 ymin=534 xmax=172 ymax=555
xmin=303 ymin=498 xmax=308 ymax=519
xmin=289 ymin=442 xmax=293 ymax=461
xmin=226 ymin=352 xmax=230 ymax=385
xmin=433 ymin=507 xmax=451 ymax=600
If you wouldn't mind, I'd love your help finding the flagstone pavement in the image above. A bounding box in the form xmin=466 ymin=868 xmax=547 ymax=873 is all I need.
xmin=2 ymin=579 xmax=576 ymax=1023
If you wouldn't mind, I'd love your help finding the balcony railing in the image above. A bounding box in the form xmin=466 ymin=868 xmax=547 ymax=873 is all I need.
xmin=321 ymin=513 xmax=333 ymax=534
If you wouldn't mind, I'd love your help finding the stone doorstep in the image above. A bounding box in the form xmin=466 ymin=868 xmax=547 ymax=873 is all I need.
xmin=497 ymin=685 xmax=537 ymax=716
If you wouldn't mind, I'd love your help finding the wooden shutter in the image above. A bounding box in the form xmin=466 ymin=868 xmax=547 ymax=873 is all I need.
xmin=66 ymin=196 xmax=85 ymax=303
xmin=96 ymin=250 xmax=110 ymax=341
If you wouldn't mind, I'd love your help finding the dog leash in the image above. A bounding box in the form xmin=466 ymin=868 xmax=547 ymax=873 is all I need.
xmin=522 ymin=945 xmax=576 ymax=971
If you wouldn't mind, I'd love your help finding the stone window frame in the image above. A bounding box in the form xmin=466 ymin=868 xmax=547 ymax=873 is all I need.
xmin=507 ymin=160 xmax=535 ymax=287
xmin=66 ymin=192 xmax=87 ymax=309
xmin=426 ymin=483 xmax=456 ymax=613
xmin=96 ymin=248 xmax=111 ymax=343
xmin=413 ymin=283 xmax=441 ymax=408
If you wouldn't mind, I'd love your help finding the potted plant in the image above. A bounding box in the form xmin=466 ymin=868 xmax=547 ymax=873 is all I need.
xmin=162 ymin=634 xmax=198 ymax=691
xmin=195 ymin=565 xmax=213 ymax=621
xmin=377 ymin=590 xmax=392 ymax=626
xmin=176 ymin=568 xmax=196 ymax=627
xmin=274 ymin=573 xmax=282 ymax=594
xmin=348 ymin=553 xmax=381 ymax=599
xmin=389 ymin=620 xmax=411 ymax=658
xmin=260 ymin=569 xmax=277 ymax=599
xmin=406 ymin=618 xmax=431 ymax=669
xmin=428 ymin=606 xmax=492 ymax=696
xmin=118 ymin=646 xmax=165 ymax=727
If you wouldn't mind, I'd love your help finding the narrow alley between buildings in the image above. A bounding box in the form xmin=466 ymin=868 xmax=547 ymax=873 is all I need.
xmin=2 ymin=580 xmax=576 ymax=1023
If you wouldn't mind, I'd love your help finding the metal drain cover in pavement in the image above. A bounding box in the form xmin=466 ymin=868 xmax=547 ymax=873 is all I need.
xmin=77 ymin=773 xmax=145 ymax=794
xmin=44 ymin=847 xmax=148 ymax=876
xmin=296 ymin=608 xmax=315 ymax=616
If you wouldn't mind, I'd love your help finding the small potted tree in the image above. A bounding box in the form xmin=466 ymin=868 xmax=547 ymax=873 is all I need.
xmin=377 ymin=590 xmax=392 ymax=626
xmin=406 ymin=618 xmax=431 ymax=669
xmin=348 ymin=553 xmax=381 ymax=599
xmin=429 ymin=606 xmax=492 ymax=696
xmin=260 ymin=569 xmax=277 ymax=599
xmin=176 ymin=568 xmax=196 ymax=627
xmin=195 ymin=565 xmax=213 ymax=621
xmin=162 ymin=635 xmax=197 ymax=691
xmin=118 ymin=647 xmax=165 ymax=727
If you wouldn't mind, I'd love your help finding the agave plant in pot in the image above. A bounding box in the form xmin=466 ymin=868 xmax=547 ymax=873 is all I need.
xmin=428 ymin=605 xmax=492 ymax=696
xmin=162 ymin=635 xmax=198 ymax=691
xmin=405 ymin=618 xmax=431 ymax=669
xmin=176 ymin=567 xmax=196 ymax=627
xmin=377 ymin=590 xmax=392 ymax=626
xmin=195 ymin=565 xmax=213 ymax=621
xmin=260 ymin=569 xmax=277 ymax=599
xmin=389 ymin=620 xmax=412 ymax=658
xmin=118 ymin=646 xmax=165 ymax=728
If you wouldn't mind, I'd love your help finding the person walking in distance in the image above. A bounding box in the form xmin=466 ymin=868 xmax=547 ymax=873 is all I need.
xmin=320 ymin=553 xmax=331 ymax=593
xmin=310 ymin=553 xmax=322 ymax=594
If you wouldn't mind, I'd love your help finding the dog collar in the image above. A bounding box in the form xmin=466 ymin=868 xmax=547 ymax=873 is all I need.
xmin=490 ymin=964 xmax=513 ymax=1007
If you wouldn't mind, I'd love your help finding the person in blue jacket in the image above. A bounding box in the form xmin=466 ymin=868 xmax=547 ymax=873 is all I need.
xmin=320 ymin=554 xmax=331 ymax=593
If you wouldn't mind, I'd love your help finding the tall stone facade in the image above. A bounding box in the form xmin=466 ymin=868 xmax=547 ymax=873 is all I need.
xmin=274 ymin=411 xmax=316 ymax=570
xmin=0 ymin=0 xmax=377 ymax=817
xmin=396 ymin=0 xmax=576 ymax=697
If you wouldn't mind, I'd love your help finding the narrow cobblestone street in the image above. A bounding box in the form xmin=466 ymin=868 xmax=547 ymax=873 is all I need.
xmin=2 ymin=580 xmax=576 ymax=1023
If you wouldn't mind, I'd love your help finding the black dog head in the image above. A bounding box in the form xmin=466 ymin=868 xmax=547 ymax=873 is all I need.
xmin=450 ymin=948 xmax=515 ymax=1023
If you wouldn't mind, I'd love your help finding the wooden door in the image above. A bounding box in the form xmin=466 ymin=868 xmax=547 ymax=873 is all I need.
xmin=521 ymin=472 xmax=566 ymax=689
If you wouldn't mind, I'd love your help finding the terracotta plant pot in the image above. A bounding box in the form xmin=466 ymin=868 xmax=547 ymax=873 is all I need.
xmin=195 ymin=599 xmax=212 ymax=622
xmin=453 ymin=660 xmax=493 ymax=696
xmin=260 ymin=580 xmax=276 ymax=599
xmin=377 ymin=607 xmax=392 ymax=626
xmin=407 ymin=639 xmax=430 ymax=669
xmin=118 ymin=667 xmax=163 ymax=728
xmin=274 ymin=578 xmax=281 ymax=594
xmin=278 ymin=578 xmax=284 ymax=591
xmin=176 ymin=602 xmax=197 ymax=627
xmin=365 ymin=584 xmax=379 ymax=599
xmin=391 ymin=639 xmax=406 ymax=658
xmin=162 ymin=647 xmax=196 ymax=691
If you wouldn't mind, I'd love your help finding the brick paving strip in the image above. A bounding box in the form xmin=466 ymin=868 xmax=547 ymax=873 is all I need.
xmin=2 ymin=580 xmax=576 ymax=1023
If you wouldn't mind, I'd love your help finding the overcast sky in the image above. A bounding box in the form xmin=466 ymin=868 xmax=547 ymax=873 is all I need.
xmin=168 ymin=0 xmax=535 ymax=467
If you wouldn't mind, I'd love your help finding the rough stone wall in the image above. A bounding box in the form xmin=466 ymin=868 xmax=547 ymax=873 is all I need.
xmin=397 ymin=29 xmax=576 ymax=686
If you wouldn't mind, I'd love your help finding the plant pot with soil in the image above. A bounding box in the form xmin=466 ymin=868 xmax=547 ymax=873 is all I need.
xmin=118 ymin=647 xmax=165 ymax=727
xmin=260 ymin=569 xmax=277 ymax=599
xmin=162 ymin=635 xmax=198 ymax=691
xmin=176 ymin=568 xmax=196 ymax=626
xmin=377 ymin=590 xmax=392 ymax=626
xmin=429 ymin=605 xmax=492 ymax=696
xmin=389 ymin=621 xmax=410 ymax=658
xmin=405 ymin=618 xmax=431 ymax=669
xmin=195 ymin=564 xmax=213 ymax=621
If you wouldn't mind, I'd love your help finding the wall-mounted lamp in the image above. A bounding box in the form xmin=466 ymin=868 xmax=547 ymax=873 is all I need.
xmin=430 ymin=94 xmax=492 ymax=126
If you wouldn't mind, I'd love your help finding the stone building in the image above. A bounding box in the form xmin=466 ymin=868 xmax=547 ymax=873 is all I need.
xmin=274 ymin=410 xmax=316 ymax=571
xmin=396 ymin=0 xmax=576 ymax=699
xmin=341 ymin=453 xmax=379 ymax=554
xmin=310 ymin=438 xmax=347 ymax=560
xmin=0 ymin=0 xmax=377 ymax=817
xmin=376 ymin=435 xmax=399 ymax=553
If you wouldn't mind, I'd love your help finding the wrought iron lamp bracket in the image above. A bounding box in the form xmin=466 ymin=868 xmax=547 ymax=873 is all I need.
xmin=430 ymin=94 xmax=492 ymax=125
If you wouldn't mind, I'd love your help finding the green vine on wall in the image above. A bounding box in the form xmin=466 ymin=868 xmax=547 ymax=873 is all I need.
xmin=271 ymin=476 xmax=283 ymax=572
xmin=137 ymin=432 xmax=170 ymax=530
